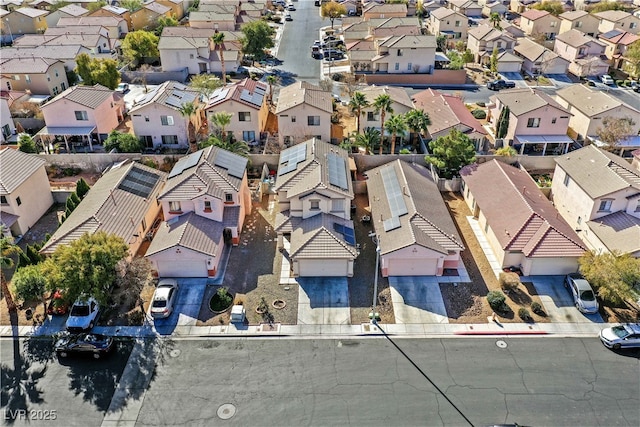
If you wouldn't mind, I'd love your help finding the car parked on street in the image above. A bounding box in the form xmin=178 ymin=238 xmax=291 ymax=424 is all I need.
xmin=601 ymin=75 xmax=615 ymax=85
xmin=564 ymin=274 xmax=598 ymax=314
xmin=487 ymin=79 xmax=516 ymax=90
xmin=116 ymin=82 xmax=129 ymax=94
xmin=287 ymin=4 xmax=295 ymax=10
xmin=284 ymin=12 xmax=292 ymax=21
xmin=599 ymin=324 xmax=640 ymax=350
xmin=150 ymin=279 xmax=179 ymax=319
xmin=65 ymin=296 xmax=99 ymax=332
xmin=55 ymin=333 xmax=114 ymax=359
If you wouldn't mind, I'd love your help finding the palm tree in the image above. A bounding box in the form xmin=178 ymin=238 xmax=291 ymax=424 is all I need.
xmin=404 ymin=109 xmax=431 ymax=150
xmin=373 ymin=93 xmax=393 ymax=154
xmin=355 ymin=127 xmax=381 ymax=155
xmin=178 ymin=101 xmax=199 ymax=153
xmin=348 ymin=91 xmax=369 ymax=135
xmin=385 ymin=114 xmax=407 ymax=155
xmin=490 ymin=12 xmax=501 ymax=29
xmin=200 ymin=135 xmax=249 ymax=157
xmin=1 ymin=227 xmax=21 ymax=311
xmin=266 ymin=75 xmax=279 ymax=106
xmin=212 ymin=31 xmax=226 ymax=84
xmin=210 ymin=111 xmax=233 ymax=140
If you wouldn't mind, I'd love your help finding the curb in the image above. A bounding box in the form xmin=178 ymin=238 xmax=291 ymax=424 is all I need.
xmin=454 ymin=330 xmax=548 ymax=336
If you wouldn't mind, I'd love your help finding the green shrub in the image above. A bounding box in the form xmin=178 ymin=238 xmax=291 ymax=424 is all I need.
xmin=531 ymin=301 xmax=544 ymax=315
xmin=63 ymin=167 xmax=81 ymax=176
xmin=471 ymin=109 xmax=486 ymax=119
xmin=476 ymin=102 xmax=486 ymax=107
xmin=76 ymin=178 xmax=90 ymax=199
xmin=518 ymin=307 xmax=531 ymax=321
xmin=399 ymin=148 xmax=411 ymax=154
xmin=487 ymin=290 xmax=506 ymax=311
xmin=142 ymin=158 xmax=158 ymax=169
xmin=615 ymin=80 xmax=624 ymax=86
xmin=331 ymin=73 xmax=345 ymax=82
xmin=499 ymin=272 xmax=520 ymax=292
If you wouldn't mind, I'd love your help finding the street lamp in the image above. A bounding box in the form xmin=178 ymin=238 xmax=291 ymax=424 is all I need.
xmin=370 ymin=235 xmax=380 ymax=323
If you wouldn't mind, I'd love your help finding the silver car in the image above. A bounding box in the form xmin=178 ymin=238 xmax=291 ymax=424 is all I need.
xmin=564 ymin=274 xmax=598 ymax=314
xmin=150 ymin=279 xmax=179 ymax=319
xmin=599 ymin=324 xmax=640 ymax=350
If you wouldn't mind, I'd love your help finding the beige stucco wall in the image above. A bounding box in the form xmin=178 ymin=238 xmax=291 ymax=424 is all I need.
xmin=521 ymin=14 xmax=561 ymax=38
xmin=147 ymin=245 xmax=220 ymax=277
xmin=130 ymin=104 xmax=191 ymax=147
xmin=555 ymin=102 xmax=640 ymax=139
xmin=189 ymin=19 xmax=235 ymax=30
xmin=374 ymin=47 xmax=435 ymax=73
xmin=42 ymin=95 xmax=124 ymax=138
xmin=277 ymin=105 xmax=332 ymax=145
xmin=2 ymin=166 xmax=54 ymax=237
xmin=1 ymin=61 xmax=68 ymax=97
xmin=597 ymin=16 xmax=640 ymax=35
xmin=6 ymin=12 xmax=48 ymax=35
xmin=559 ymin=16 xmax=599 ymax=36
xmin=381 ymin=244 xmax=461 ymax=277
xmin=427 ymin=11 xmax=468 ymax=44
xmin=206 ymin=99 xmax=268 ymax=143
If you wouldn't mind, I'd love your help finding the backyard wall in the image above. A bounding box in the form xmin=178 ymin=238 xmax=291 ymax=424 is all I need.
xmin=360 ymin=70 xmax=467 ymax=86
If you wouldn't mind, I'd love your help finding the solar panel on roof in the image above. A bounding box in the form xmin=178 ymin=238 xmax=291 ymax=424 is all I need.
xmin=118 ymin=166 xmax=160 ymax=198
xmin=327 ymin=153 xmax=348 ymax=190
xmin=383 ymin=216 xmax=401 ymax=232
xmin=168 ymin=151 xmax=203 ymax=178
xmin=278 ymin=143 xmax=307 ymax=175
xmin=214 ymin=149 xmax=246 ymax=179
xmin=381 ymin=166 xmax=408 ymax=218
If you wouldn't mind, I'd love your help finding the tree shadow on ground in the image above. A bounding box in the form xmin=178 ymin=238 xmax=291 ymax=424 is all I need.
xmin=507 ymin=287 xmax=532 ymax=306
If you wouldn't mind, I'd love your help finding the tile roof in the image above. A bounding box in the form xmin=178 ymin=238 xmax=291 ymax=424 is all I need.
xmin=45 ymin=25 xmax=108 ymax=36
xmin=205 ymin=78 xmax=267 ymax=110
xmin=520 ymin=9 xmax=550 ymax=21
xmin=412 ymin=88 xmax=486 ymax=137
xmin=559 ymin=10 xmax=589 ymax=21
xmin=0 ymin=46 xmax=84 ymax=62
xmin=159 ymin=146 xmax=247 ymax=201
xmin=43 ymin=84 xmax=114 ymax=110
xmin=587 ymin=211 xmax=640 ymax=255
xmin=593 ymin=10 xmax=633 ymax=22
xmin=57 ymin=4 xmax=89 ymax=16
xmin=363 ymin=2 xmax=407 ymax=13
xmin=460 ymin=160 xmax=586 ymax=257
xmin=360 ymin=85 xmax=414 ymax=110
xmin=12 ymin=33 xmax=104 ymax=48
xmin=555 ymin=84 xmax=636 ymax=118
xmin=100 ymin=5 xmax=128 ymax=14
xmin=275 ymin=81 xmax=333 ymax=114
xmin=56 ymin=15 xmax=124 ymax=27
xmin=555 ymin=29 xmax=605 ymax=48
xmin=0 ymin=57 xmax=62 ymax=73
xmin=514 ymin=37 xmax=560 ymax=62
xmin=367 ymin=160 xmax=463 ymax=255
xmin=490 ymin=87 xmax=571 ymax=117
xmin=598 ymin=30 xmax=639 ymax=46
xmin=554 ymin=145 xmax=640 ymax=199
xmin=145 ymin=211 xmax=223 ymax=256
xmin=430 ymin=7 xmax=460 ymax=19
xmin=189 ymin=11 xmax=235 ymax=21
xmin=276 ymin=212 xmax=358 ymax=258
xmin=14 ymin=7 xmax=48 ymax=18
xmin=140 ymin=2 xmax=171 ymax=14
xmin=378 ymin=34 xmax=436 ymax=49
xmin=0 ymin=148 xmax=46 ymax=195
xmin=41 ymin=161 xmax=166 ymax=254
xmin=128 ymin=80 xmax=201 ymax=114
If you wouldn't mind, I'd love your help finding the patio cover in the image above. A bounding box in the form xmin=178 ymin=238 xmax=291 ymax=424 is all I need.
xmin=37 ymin=126 xmax=97 ymax=151
xmin=514 ymin=134 xmax=573 ymax=155
xmin=435 ymin=52 xmax=450 ymax=62
xmin=0 ymin=211 xmax=19 ymax=228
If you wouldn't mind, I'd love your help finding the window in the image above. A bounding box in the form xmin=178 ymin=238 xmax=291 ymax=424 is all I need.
xmin=307 ymin=116 xmax=320 ymax=126
xmin=527 ymin=117 xmax=540 ymax=128
xmin=397 ymin=49 xmax=403 ymax=56
xmin=13 ymin=75 xmax=20 ymax=81
xmin=395 ymin=62 xmax=399 ymax=71
xmin=407 ymin=63 xmax=412 ymax=71
xmin=161 ymin=135 xmax=178 ymax=144
xmin=239 ymin=112 xmax=251 ymax=122
xmin=243 ymin=131 xmax=255 ymax=142
xmin=141 ymin=218 xmax=147 ymax=230
xmin=75 ymin=110 xmax=88 ymax=121
xmin=60 ymin=82 xmax=66 ymax=90
xmin=563 ymin=173 xmax=570 ymax=187
xmin=550 ymin=21 xmax=557 ymax=27
xmin=161 ymin=115 xmax=174 ymax=126
xmin=631 ymin=22 xmax=637 ymax=29
xmin=2 ymin=124 xmax=10 ymax=138
xmin=225 ymin=193 xmax=233 ymax=203
xmin=204 ymin=200 xmax=212 ymax=211
xmin=367 ymin=112 xmax=377 ymax=121
xmin=291 ymin=115 xmax=296 ymax=123
xmin=331 ymin=199 xmax=344 ymax=212
xmin=577 ymin=216 xmax=582 ymax=225
xmin=145 ymin=115 xmax=150 ymax=122
xmin=189 ymin=54 xmax=194 ymax=58
xmin=16 ymin=197 xmax=21 ymax=206
xmin=310 ymin=200 xmax=320 ymax=210
xmin=598 ymin=199 xmax=612 ymax=212
xmin=52 ymin=86 xmax=59 ymax=95
xmin=575 ymin=21 xmax=582 ymax=28
xmin=497 ymin=41 xmax=502 ymax=48
xmin=169 ymin=201 xmax=181 ymax=212
xmin=0 ymin=195 xmax=7 ymax=204
xmin=25 ymin=75 xmax=30 ymax=83
xmin=455 ymin=20 xmax=460 ymax=27
xmin=551 ymin=118 xmax=557 ymax=124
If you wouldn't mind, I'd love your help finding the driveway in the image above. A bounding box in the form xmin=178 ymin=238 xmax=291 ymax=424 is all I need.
xmin=500 ymin=72 xmax=527 ymax=88
xmin=546 ymin=74 xmax=575 ymax=88
xmin=151 ymin=278 xmax=208 ymax=335
xmin=389 ymin=277 xmax=449 ymax=324
xmin=297 ymin=278 xmax=350 ymax=325
xmin=529 ymin=276 xmax=604 ymax=324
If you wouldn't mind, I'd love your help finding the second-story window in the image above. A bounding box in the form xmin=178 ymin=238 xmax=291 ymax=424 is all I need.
xmin=563 ymin=173 xmax=570 ymax=187
xmin=308 ymin=116 xmax=320 ymax=126
xmin=204 ymin=200 xmax=212 ymax=211
xmin=598 ymin=199 xmax=612 ymax=212
xmin=169 ymin=201 xmax=181 ymax=212
xmin=310 ymin=200 xmax=320 ymax=210
xmin=161 ymin=115 xmax=174 ymax=126
xmin=635 ymin=199 xmax=640 ymax=212
xmin=75 ymin=111 xmax=88 ymax=121
xmin=239 ymin=112 xmax=251 ymax=121
xmin=225 ymin=193 xmax=233 ymax=203
xmin=0 ymin=195 xmax=7 ymax=204
xmin=397 ymin=49 xmax=403 ymax=56
xmin=527 ymin=118 xmax=540 ymax=128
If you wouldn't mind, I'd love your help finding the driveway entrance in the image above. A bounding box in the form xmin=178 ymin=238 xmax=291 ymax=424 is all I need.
xmin=297 ymin=278 xmax=350 ymax=325
xmin=389 ymin=276 xmax=449 ymax=324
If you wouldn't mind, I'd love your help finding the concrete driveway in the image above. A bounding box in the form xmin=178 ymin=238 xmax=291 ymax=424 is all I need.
xmin=500 ymin=72 xmax=527 ymax=88
xmin=529 ymin=276 xmax=604 ymax=323
xmin=389 ymin=277 xmax=449 ymax=324
xmin=297 ymin=278 xmax=350 ymax=325
xmin=151 ymin=278 xmax=208 ymax=335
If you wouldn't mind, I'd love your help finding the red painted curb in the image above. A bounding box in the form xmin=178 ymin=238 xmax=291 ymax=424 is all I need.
xmin=454 ymin=330 xmax=548 ymax=335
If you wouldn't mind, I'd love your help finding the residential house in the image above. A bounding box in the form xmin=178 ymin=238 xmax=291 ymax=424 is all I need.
xmin=238 ymin=1 xmax=266 ymax=18
xmin=41 ymin=161 xmax=166 ymax=258
xmin=158 ymin=27 xmax=243 ymax=74
xmin=56 ymin=15 xmax=128 ymax=40
xmin=514 ymin=37 xmax=570 ymax=76
xmin=555 ymin=84 xmax=640 ymax=143
xmin=518 ymin=9 xmax=561 ymax=46
xmin=0 ymin=45 xmax=86 ymax=75
xmin=467 ymin=24 xmax=518 ymax=67
xmin=365 ymin=35 xmax=437 ymax=73
xmin=412 ymin=88 xmax=488 ymax=151
xmin=11 ymin=31 xmax=115 ymax=60
xmin=0 ymin=97 xmax=16 ymax=142
xmin=426 ymin=7 xmax=468 ymax=47
xmin=45 ymin=4 xmax=89 ymax=27
xmin=551 ymin=145 xmax=640 ymax=257
xmin=156 ymin=0 xmax=186 ymax=20
xmin=38 ymin=84 xmax=125 ymax=150
xmin=367 ymin=159 xmax=464 ymax=277
xmin=554 ymin=29 xmax=609 ymax=77
xmin=4 ymin=7 xmax=48 ymax=36
xmin=339 ymin=0 xmax=359 ymax=16
xmin=146 ymin=146 xmax=251 ymax=277
xmin=129 ymin=81 xmax=204 ymax=149
xmin=274 ymin=139 xmax=358 ymax=277
xmin=0 ymin=57 xmax=68 ymax=97
xmin=130 ymin=2 xmax=172 ymax=31
xmin=420 ymin=0 xmax=445 ymax=15
xmin=481 ymin=1 xmax=508 ymax=18
xmin=275 ymin=81 xmax=333 ymax=147
xmin=487 ymin=88 xmax=573 ymax=155
xmin=559 ymin=10 xmax=599 ymax=37
xmin=0 ymin=9 xmax=10 ymax=43
xmin=509 ymin=0 xmax=537 ymax=14
xmin=598 ymin=29 xmax=640 ymax=71
xmin=370 ymin=17 xmax=422 ymax=39
xmin=0 ymin=0 xmax=23 ymax=13
xmin=461 ymin=159 xmax=586 ymax=275
xmin=360 ymin=85 xmax=414 ymax=139
xmin=448 ymin=0 xmax=482 ymax=17
xmin=89 ymin=5 xmax=133 ymax=31
xmin=480 ymin=17 xmax=525 ymax=38
xmin=362 ymin=2 xmax=407 ymax=19
xmin=594 ymin=10 xmax=640 ymax=35
xmin=188 ymin=11 xmax=236 ymax=30
xmin=0 ymin=148 xmax=54 ymax=240
xmin=204 ymin=78 xmax=269 ymax=144
xmin=342 ymin=18 xmax=388 ymax=41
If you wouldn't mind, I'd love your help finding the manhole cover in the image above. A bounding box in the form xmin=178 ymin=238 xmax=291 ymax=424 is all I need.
xmin=496 ymin=340 xmax=507 ymax=349
xmin=217 ymin=403 xmax=237 ymax=420
xmin=169 ymin=349 xmax=181 ymax=358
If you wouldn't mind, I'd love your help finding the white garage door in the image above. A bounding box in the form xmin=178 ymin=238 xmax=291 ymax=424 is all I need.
xmin=526 ymin=257 xmax=578 ymax=276
xmin=387 ymin=258 xmax=438 ymax=276
xmin=158 ymin=259 xmax=208 ymax=278
xmin=298 ymin=259 xmax=348 ymax=277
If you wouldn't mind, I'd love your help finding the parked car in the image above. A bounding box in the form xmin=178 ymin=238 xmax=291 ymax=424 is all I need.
xmin=631 ymin=81 xmax=640 ymax=93
xmin=284 ymin=12 xmax=292 ymax=21
xmin=323 ymin=49 xmax=343 ymax=60
xmin=47 ymin=289 xmax=69 ymax=315
xmin=65 ymin=296 xmax=99 ymax=332
xmin=487 ymin=79 xmax=516 ymax=90
xmin=116 ymin=82 xmax=129 ymax=94
xmin=287 ymin=4 xmax=295 ymax=10
xmin=599 ymin=324 xmax=640 ymax=350
xmin=150 ymin=279 xmax=179 ymax=319
xmin=564 ymin=274 xmax=598 ymax=314
xmin=601 ymin=75 xmax=615 ymax=85
xmin=55 ymin=333 xmax=114 ymax=359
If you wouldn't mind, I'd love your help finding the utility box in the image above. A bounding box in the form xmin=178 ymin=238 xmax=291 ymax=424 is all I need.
xmin=230 ymin=305 xmax=246 ymax=323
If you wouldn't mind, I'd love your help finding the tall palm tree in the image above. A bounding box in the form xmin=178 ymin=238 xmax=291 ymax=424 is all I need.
xmin=348 ymin=91 xmax=369 ymax=135
xmin=385 ymin=114 xmax=407 ymax=155
xmin=355 ymin=127 xmax=380 ymax=155
xmin=210 ymin=111 xmax=233 ymax=140
xmin=212 ymin=31 xmax=226 ymax=84
xmin=201 ymin=135 xmax=249 ymax=157
xmin=490 ymin=12 xmax=501 ymax=29
xmin=1 ymin=227 xmax=21 ymax=311
xmin=404 ymin=109 xmax=431 ymax=150
xmin=178 ymin=101 xmax=199 ymax=153
xmin=373 ymin=93 xmax=393 ymax=154
xmin=266 ymin=75 xmax=278 ymax=106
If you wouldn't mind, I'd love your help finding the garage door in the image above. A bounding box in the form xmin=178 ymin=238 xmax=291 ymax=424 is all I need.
xmin=298 ymin=259 xmax=348 ymax=277
xmin=525 ymin=257 xmax=578 ymax=276
xmin=158 ymin=259 xmax=208 ymax=278
xmin=387 ymin=258 xmax=437 ymax=276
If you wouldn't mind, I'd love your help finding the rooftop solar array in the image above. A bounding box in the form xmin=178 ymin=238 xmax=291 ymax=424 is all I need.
xmin=279 ymin=143 xmax=307 ymax=175
xmin=214 ymin=149 xmax=246 ymax=179
xmin=333 ymin=223 xmax=356 ymax=246
xmin=165 ymin=89 xmax=197 ymax=108
xmin=327 ymin=153 xmax=348 ymax=190
xmin=118 ymin=166 xmax=160 ymax=198
xmin=239 ymin=85 xmax=266 ymax=107
xmin=381 ymin=166 xmax=408 ymax=218
xmin=208 ymin=87 xmax=230 ymax=105
xmin=168 ymin=151 xmax=203 ymax=178
xmin=383 ymin=216 xmax=401 ymax=232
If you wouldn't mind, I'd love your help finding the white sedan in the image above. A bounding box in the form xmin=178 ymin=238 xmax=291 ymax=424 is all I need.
xmin=150 ymin=279 xmax=179 ymax=319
